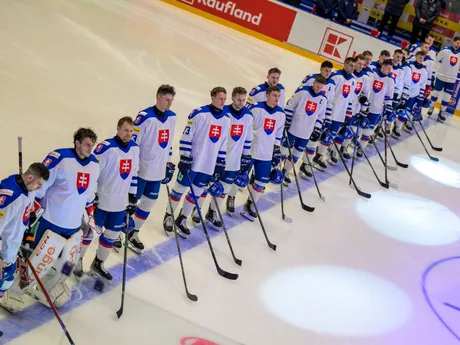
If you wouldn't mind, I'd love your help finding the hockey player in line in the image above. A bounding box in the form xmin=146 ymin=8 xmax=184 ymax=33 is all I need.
xmin=190 ymin=87 xmax=254 ymax=227
xmin=246 ymin=68 xmax=286 ymax=109
xmin=410 ymin=33 xmax=437 ymax=61
xmin=356 ymin=60 xmax=395 ymax=155
xmin=338 ymin=54 xmax=371 ymax=159
xmin=163 ymin=87 xmax=230 ymax=237
xmin=75 ymin=117 xmax=139 ymax=281
xmin=428 ymin=36 xmax=460 ymax=122
xmin=362 ymin=50 xmax=374 ymax=75
xmin=369 ymin=50 xmax=391 ymax=72
xmin=113 ymin=85 xmax=177 ymax=253
xmin=27 ymin=128 xmax=99 ymax=307
xmin=281 ymin=75 xmax=328 ymax=185
xmin=241 ymin=86 xmax=285 ymax=221
xmin=0 ymin=163 xmax=49 ymax=303
xmin=310 ymin=57 xmax=356 ymax=170
xmin=408 ymin=42 xmax=435 ymax=114
xmin=393 ymin=51 xmax=428 ymax=137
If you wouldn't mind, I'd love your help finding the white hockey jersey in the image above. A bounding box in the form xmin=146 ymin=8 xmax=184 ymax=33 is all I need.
xmin=351 ymin=69 xmax=371 ymax=115
xmin=37 ymin=149 xmax=99 ymax=230
xmin=367 ymin=70 xmax=394 ymax=114
xmin=391 ymin=62 xmax=410 ymax=98
xmin=223 ymin=105 xmax=254 ymax=172
xmin=133 ymin=106 xmax=176 ymax=182
xmin=410 ymin=42 xmax=437 ymax=61
xmin=246 ymin=83 xmax=286 ymax=109
xmin=94 ymin=137 xmax=140 ymax=212
xmin=409 ymin=55 xmax=435 ymax=86
xmin=286 ymin=73 xmax=336 ymax=119
xmin=179 ymin=105 xmax=230 ymax=176
xmin=0 ymin=175 xmax=35 ymax=263
xmin=250 ymin=102 xmax=285 ymax=161
xmin=329 ymin=70 xmax=356 ymax=122
xmin=435 ymin=47 xmax=460 ymax=83
xmin=286 ymin=86 xmax=328 ymax=139
xmin=407 ymin=62 xmax=428 ymax=99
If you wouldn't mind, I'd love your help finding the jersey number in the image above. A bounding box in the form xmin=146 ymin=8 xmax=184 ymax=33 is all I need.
xmin=183 ymin=126 xmax=191 ymax=135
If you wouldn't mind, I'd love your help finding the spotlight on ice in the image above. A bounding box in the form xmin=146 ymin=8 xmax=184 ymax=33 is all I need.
xmin=260 ymin=266 xmax=412 ymax=337
xmin=411 ymin=155 xmax=460 ymax=188
xmin=356 ymin=191 xmax=460 ymax=246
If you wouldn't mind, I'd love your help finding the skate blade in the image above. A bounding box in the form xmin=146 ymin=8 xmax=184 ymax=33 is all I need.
xmin=206 ymin=220 xmax=222 ymax=232
xmin=282 ymin=180 xmax=290 ymax=187
xmin=312 ymin=163 xmax=326 ymax=172
xmin=226 ymin=210 xmax=235 ymax=217
xmin=88 ymin=271 xmax=112 ymax=284
xmin=240 ymin=211 xmax=255 ymax=222
xmin=299 ymin=172 xmax=312 ymax=179
xmin=127 ymin=244 xmax=143 ymax=255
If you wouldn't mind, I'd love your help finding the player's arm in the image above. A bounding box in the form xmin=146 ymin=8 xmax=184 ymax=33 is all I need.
xmin=285 ymin=88 xmax=303 ymax=130
xmin=214 ymin=121 xmax=228 ymax=180
xmin=246 ymin=87 xmax=261 ymax=108
xmin=178 ymin=110 xmax=199 ymax=173
xmin=315 ymin=96 xmax=328 ymax=129
xmin=35 ymin=152 xmax=61 ymax=201
xmin=132 ymin=112 xmax=147 ymax=146
xmin=0 ymin=195 xmax=21 ymax=263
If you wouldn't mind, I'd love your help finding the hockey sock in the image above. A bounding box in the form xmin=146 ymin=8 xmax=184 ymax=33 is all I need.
xmin=182 ymin=186 xmax=205 ymax=217
xmin=250 ymin=182 xmax=264 ymax=203
xmin=441 ymin=91 xmax=452 ymax=112
xmin=133 ymin=196 xmax=157 ymax=230
xmin=210 ymin=194 xmax=225 ymax=212
xmin=303 ymin=140 xmax=318 ymax=164
xmin=317 ymin=142 xmax=329 ymax=155
xmin=97 ymin=229 xmax=118 ymax=262
xmin=359 ymin=128 xmax=373 ymax=149
xmin=167 ymin=182 xmax=188 ymax=215
xmin=80 ymin=230 xmax=94 ymax=259
xmin=227 ymin=184 xmax=238 ymax=198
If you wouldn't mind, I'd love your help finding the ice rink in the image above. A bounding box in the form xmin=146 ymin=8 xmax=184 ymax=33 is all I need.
xmin=1 ymin=0 xmax=460 ymax=344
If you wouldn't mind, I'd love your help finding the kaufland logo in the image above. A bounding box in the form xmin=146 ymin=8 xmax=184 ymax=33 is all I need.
xmin=180 ymin=0 xmax=263 ymax=25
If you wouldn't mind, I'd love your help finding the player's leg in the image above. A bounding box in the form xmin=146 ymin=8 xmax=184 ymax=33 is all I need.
xmin=89 ymin=211 xmax=128 ymax=277
xmin=428 ymin=78 xmax=443 ymax=116
xmin=73 ymin=214 xmax=96 ymax=276
xmin=300 ymin=133 xmax=320 ymax=177
xmin=438 ymin=81 xmax=454 ymax=122
xmin=325 ymin=121 xmax=343 ymax=164
xmin=241 ymin=160 xmax=270 ymax=221
xmin=394 ymin=98 xmax=416 ymax=134
xmin=283 ymin=135 xmax=308 ymax=185
xmin=0 ymin=261 xmax=16 ymax=303
xmin=205 ymin=171 xmax=237 ymax=228
xmin=357 ymin=113 xmax=380 ymax=155
xmin=175 ymin=172 xmax=211 ymax=236
xmin=314 ymin=124 xmax=334 ymax=170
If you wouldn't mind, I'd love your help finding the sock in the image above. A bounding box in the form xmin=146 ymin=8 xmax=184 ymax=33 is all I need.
xmin=96 ymin=229 xmax=118 ymax=262
xmin=228 ymin=184 xmax=238 ymax=198
xmin=80 ymin=231 xmax=93 ymax=259
xmin=250 ymin=183 xmax=264 ymax=203
xmin=441 ymin=92 xmax=451 ymax=112
xmin=210 ymin=195 xmax=225 ymax=212
xmin=133 ymin=196 xmax=157 ymax=231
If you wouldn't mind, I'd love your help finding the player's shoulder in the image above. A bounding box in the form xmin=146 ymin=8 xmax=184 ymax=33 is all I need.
xmin=0 ymin=175 xmax=23 ymax=209
xmin=188 ymin=105 xmax=209 ymax=120
xmin=302 ymin=73 xmax=316 ymax=83
xmin=276 ymin=83 xmax=285 ymax=91
xmin=429 ymin=46 xmax=438 ymax=53
xmin=164 ymin=109 xmax=176 ymax=118
xmin=94 ymin=139 xmax=115 ymax=155
xmin=134 ymin=107 xmax=155 ymax=126
xmin=42 ymin=148 xmax=72 ymax=169
xmin=249 ymin=84 xmax=264 ymax=96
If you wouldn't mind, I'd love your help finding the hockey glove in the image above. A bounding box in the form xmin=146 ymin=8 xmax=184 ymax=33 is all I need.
xmin=21 ymin=227 xmax=36 ymax=259
xmin=424 ymin=86 xmax=432 ymax=99
xmin=127 ymin=193 xmax=137 ymax=216
xmin=412 ymin=104 xmax=423 ymax=122
xmin=162 ymin=162 xmax=176 ymax=184
xmin=310 ymin=126 xmax=322 ymax=142
xmin=178 ymin=155 xmax=193 ymax=173
xmin=272 ymin=146 xmax=282 ymax=168
xmin=322 ymin=118 xmax=332 ymax=130
xmin=397 ymin=94 xmax=409 ymax=110
xmin=383 ymin=105 xmax=393 ymax=119
xmin=284 ymin=118 xmax=291 ymax=132
xmin=213 ymin=158 xmax=226 ymax=180
xmin=240 ymin=154 xmax=252 ymax=173
xmin=359 ymin=95 xmax=368 ymax=104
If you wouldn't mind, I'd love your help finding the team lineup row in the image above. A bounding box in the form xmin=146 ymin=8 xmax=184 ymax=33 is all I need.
xmin=0 ymin=35 xmax=459 ymax=316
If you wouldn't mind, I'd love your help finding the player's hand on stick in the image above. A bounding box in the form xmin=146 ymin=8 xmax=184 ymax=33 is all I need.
xmin=178 ymin=155 xmax=193 ymax=173
xmin=162 ymin=162 xmax=176 ymax=184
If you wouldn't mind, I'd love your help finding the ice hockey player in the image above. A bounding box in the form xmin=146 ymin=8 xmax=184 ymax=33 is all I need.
xmin=311 ymin=57 xmax=356 ymax=169
xmin=428 ymin=36 xmax=460 ymax=122
xmin=241 ymin=86 xmax=285 ymax=221
xmin=75 ymin=117 xmax=139 ymax=281
xmin=410 ymin=33 xmax=437 ymax=60
xmin=356 ymin=60 xmax=395 ymax=155
xmin=295 ymin=61 xmax=336 ymax=177
xmin=281 ymin=75 xmax=328 ymax=185
xmin=164 ymin=87 xmax=230 ymax=237
xmin=114 ymin=85 xmax=177 ymax=253
xmin=384 ymin=49 xmax=410 ymax=135
xmin=394 ymin=51 xmax=428 ymax=136
xmin=28 ymin=128 xmax=99 ymax=306
xmin=0 ymin=163 xmax=49 ymax=303
xmin=337 ymin=54 xmax=370 ymax=159
xmin=246 ymin=68 xmax=286 ymax=108
xmin=370 ymin=50 xmax=391 ymax=72
xmin=409 ymin=42 xmax=435 ymax=109
xmin=362 ymin=50 xmax=374 ymax=74
xmin=205 ymin=87 xmax=253 ymax=220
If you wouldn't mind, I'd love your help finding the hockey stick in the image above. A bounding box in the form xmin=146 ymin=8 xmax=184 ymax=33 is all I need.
xmin=166 ymin=185 xmax=198 ymax=301
xmin=186 ymin=173 xmax=238 ymax=280
xmin=370 ymin=118 xmax=398 ymax=171
xmin=304 ymin=153 xmax=326 ymax=201
xmin=349 ymin=123 xmax=360 ymax=186
xmin=417 ymin=120 xmax=443 ymax=152
xmin=283 ymin=130 xmax=315 ymax=212
xmin=26 ymin=258 xmax=76 ymax=345
xmin=382 ymin=119 xmax=398 ymax=189
xmin=246 ymin=185 xmax=277 ymax=251
xmin=280 ymin=183 xmax=292 ymax=223
xmin=332 ymin=141 xmax=371 ymax=199
xmin=387 ymin=138 xmax=409 ymax=168
xmin=116 ymin=213 xmax=130 ymax=319
xmin=211 ymin=196 xmax=242 ymax=266
xmin=406 ymin=116 xmax=439 ymax=162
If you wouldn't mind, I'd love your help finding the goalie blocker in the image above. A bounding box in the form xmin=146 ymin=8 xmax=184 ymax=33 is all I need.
xmin=1 ymin=229 xmax=81 ymax=312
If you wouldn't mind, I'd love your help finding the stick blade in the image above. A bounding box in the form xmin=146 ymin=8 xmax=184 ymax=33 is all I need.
xmin=358 ymin=190 xmax=372 ymax=199
xmin=217 ymin=267 xmax=239 ymax=280
xmin=301 ymin=204 xmax=315 ymax=212
xmin=379 ymin=181 xmax=390 ymax=189
xmin=432 ymin=146 xmax=443 ymax=152
xmin=282 ymin=215 xmax=292 ymax=223
xmin=187 ymin=292 xmax=198 ymax=302
xmin=116 ymin=308 xmax=123 ymax=319
xmin=234 ymin=258 xmax=243 ymax=266
xmin=396 ymin=161 xmax=409 ymax=168
xmin=389 ymin=182 xmax=399 ymax=189
xmin=387 ymin=165 xmax=398 ymax=171
xmin=269 ymin=243 xmax=277 ymax=251
xmin=430 ymin=156 xmax=440 ymax=162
